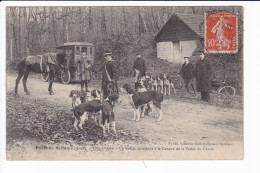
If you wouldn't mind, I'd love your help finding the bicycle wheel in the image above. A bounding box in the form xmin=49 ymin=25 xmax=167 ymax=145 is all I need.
xmin=218 ymin=86 xmax=236 ymax=97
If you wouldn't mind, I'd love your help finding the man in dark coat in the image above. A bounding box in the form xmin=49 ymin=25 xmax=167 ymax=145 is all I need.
xmin=179 ymin=57 xmax=196 ymax=94
xmin=133 ymin=54 xmax=147 ymax=90
xmin=194 ymin=50 xmax=212 ymax=102
xmin=102 ymin=53 xmax=119 ymax=99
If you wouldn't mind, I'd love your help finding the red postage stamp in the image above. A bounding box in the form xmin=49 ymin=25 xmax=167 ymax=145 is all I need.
xmin=205 ymin=13 xmax=237 ymax=53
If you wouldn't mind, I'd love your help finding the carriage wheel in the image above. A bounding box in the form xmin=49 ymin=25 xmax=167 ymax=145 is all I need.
xmin=41 ymin=73 xmax=49 ymax=82
xmin=218 ymin=86 xmax=236 ymax=97
xmin=61 ymin=70 xmax=71 ymax=84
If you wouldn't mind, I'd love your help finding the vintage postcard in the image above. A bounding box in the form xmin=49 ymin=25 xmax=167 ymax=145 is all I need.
xmin=5 ymin=6 xmax=243 ymax=160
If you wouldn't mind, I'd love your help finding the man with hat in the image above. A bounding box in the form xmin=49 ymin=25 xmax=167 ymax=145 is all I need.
xmin=194 ymin=50 xmax=212 ymax=102
xmin=102 ymin=52 xmax=119 ymax=99
xmin=179 ymin=56 xmax=196 ymax=94
xmin=78 ymin=51 xmax=92 ymax=92
xmin=133 ymin=53 xmax=147 ymax=91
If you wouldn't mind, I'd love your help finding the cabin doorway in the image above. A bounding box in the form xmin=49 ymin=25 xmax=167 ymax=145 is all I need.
xmin=172 ymin=41 xmax=181 ymax=63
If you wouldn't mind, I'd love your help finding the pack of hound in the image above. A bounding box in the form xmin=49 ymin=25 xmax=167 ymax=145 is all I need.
xmin=119 ymin=73 xmax=175 ymax=122
xmin=137 ymin=72 xmax=176 ymax=95
xmin=120 ymin=83 xmax=164 ymax=122
xmin=68 ymin=73 xmax=175 ymax=137
xmin=69 ymin=89 xmax=118 ymax=137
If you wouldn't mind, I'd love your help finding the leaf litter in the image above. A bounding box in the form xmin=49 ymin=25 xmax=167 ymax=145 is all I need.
xmin=6 ymin=91 xmax=144 ymax=149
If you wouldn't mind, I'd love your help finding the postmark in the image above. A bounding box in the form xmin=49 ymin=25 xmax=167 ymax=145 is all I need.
xmin=205 ymin=13 xmax=238 ymax=53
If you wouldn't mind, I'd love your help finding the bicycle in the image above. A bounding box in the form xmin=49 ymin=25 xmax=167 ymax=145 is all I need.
xmin=210 ymin=79 xmax=236 ymax=98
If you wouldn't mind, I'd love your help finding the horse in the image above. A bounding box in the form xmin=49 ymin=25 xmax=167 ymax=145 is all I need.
xmin=14 ymin=52 xmax=66 ymax=95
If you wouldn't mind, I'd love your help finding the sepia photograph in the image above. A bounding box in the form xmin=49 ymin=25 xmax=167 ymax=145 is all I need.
xmin=5 ymin=6 xmax=243 ymax=160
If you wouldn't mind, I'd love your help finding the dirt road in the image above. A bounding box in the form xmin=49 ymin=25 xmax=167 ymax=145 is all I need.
xmin=6 ymin=74 xmax=243 ymax=143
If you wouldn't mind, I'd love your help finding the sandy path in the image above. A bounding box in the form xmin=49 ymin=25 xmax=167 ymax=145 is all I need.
xmin=7 ymin=74 xmax=243 ymax=142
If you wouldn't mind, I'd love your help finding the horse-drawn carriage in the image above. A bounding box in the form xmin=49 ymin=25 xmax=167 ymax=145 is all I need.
xmin=41 ymin=42 xmax=95 ymax=84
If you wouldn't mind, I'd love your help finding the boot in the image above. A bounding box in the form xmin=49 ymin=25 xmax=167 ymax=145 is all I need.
xmin=81 ymin=81 xmax=84 ymax=91
xmin=85 ymin=80 xmax=90 ymax=92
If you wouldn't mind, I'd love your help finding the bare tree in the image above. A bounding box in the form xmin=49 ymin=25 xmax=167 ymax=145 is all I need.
xmin=101 ymin=7 xmax=107 ymax=38
xmin=11 ymin=8 xmax=18 ymax=59
xmin=6 ymin=6 xmax=242 ymax=61
xmin=138 ymin=7 xmax=148 ymax=34
xmin=50 ymin=8 xmax=58 ymax=47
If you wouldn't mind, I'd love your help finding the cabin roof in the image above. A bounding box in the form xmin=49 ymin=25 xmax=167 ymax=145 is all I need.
xmin=154 ymin=13 xmax=204 ymax=42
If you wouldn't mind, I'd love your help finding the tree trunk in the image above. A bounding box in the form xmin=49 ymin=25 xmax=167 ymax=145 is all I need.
xmin=78 ymin=7 xmax=84 ymax=42
xmin=11 ymin=8 xmax=18 ymax=59
xmin=110 ymin=7 xmax=114 ymax=36
xmin=191 ymin=7 xmax=196 ymax=14
xmin=138 ymin=7 xmax=148 ymax=34
xmin=122 ymin=7 xmax=128 ymax=32
xmin=10 ymin=39 xmax=13 ymax=61
xmin=18 ymin=8 xmax=21 ymax=58
xmin=157 ymin=8 xmax=162 ymax=29
xmin=101 ymin=7 xmax=107 ymax=38
xmin=88 ymin=7 xmax=94 ymax=41
xmin=150 ymin=7 xmax=158 ymax=32
xmin=51 ymin=8 xmax=58 ymax=47
xmin=23 ymin=7 xmax=28 ymax=56
xmin=26 ymin=7 xmax=31 ymax=55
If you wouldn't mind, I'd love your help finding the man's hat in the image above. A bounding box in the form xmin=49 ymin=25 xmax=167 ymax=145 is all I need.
xmin=198 ymin=50 xmax=205 ymax=54
xmin=183 ymin=57 xmax=190 ymax=59
xmin=103 ymin=52 xmax=112 ymax=56
xmin=136 ymin=53 xmax=142 ymax=57
xmin=85 ymin=57 xmax=91 ymax=62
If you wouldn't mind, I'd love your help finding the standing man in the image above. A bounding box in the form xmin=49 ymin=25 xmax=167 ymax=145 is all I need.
xmin=179 ymin=57 xmax=196 ymax=94
xmin=133 ymin=53 xmax=147 ymax=91
xmin=79 ymin=51 xmax=92 ymax=92
xmin=102 ymin=52 xmax=119 ymax=99
xmin=194 ymin=50 xmax=212 ymax=102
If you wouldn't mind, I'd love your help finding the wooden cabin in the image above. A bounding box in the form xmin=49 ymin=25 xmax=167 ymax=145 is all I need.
xmin=154 ymin=13 xmax=204 ymax=64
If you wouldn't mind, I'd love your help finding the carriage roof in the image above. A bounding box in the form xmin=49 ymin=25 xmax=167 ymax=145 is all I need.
xmin=56 ymin=42 xmax=93 ymax=49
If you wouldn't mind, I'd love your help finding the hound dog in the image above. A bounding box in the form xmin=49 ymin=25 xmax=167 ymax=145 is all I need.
xmin=169 ymin=76 xmax=176 ymax=95
xmin=120 ymin=84 xmax=163 ymax=122
xmin=101 ymin=94 xmax=119 ymax=137
xmin=70 ymin=89 xmax=102 ymax=130
xmin=151 ymin=76 xmax=158 ymax=91
xmin=90 ymin=89 xmax=101 ymax=100
xmin=71 ymin=98 xmax=102 ymax=131
xmin=145 ymin=72 xmax=151 ymax=79
xmin=157 ymin=75 xmax=164 ymax=94
xmin=137 ymin=77 xmax=152 ymax=116
xmin=69 ymin=90 xmax=90 ymax=108
xmin=162 ymin=74 xmax=176 ymax=95
xmin=137 ymin=77 xmax=148 ymax=92
xmin=144 ymin=72 xmax=151 ymax=83
xmin=144 ymin=72 xmax=153 ymax=91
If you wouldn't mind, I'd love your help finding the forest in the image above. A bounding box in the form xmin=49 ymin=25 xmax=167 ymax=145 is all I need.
xmin=6 ymin=6 xmax=242 ymax=57
xmin=6 ymin=6 xmax=243 ymax=93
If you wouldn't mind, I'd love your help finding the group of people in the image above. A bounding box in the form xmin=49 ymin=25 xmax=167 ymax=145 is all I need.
xmin=179 ymin=50 xmax=212 ymax=102
xmin=77 ymin=49 xmax=212 ymax=102
xmin=77 ymin=51 xmax=118 ymax=100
